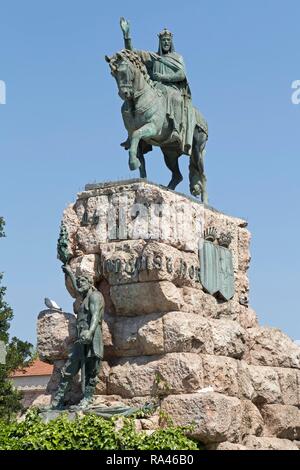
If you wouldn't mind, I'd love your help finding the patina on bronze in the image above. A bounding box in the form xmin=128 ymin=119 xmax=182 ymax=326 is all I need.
xmin=105 ymin=18 xmax=209 ymax=203
xmin=50 ymin=265 xmax=104 ymax=410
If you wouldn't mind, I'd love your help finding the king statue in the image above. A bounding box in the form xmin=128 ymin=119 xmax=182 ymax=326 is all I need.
xmin=106 ymin=18 xmax=209 ymax=203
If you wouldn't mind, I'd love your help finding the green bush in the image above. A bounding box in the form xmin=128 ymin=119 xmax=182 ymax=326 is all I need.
xmin=0 ymin=409 xmax=201 ymax=450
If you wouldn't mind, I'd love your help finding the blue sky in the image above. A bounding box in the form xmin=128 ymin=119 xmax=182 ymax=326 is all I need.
xmin=0 ymin=0 xmax=299 ymax=344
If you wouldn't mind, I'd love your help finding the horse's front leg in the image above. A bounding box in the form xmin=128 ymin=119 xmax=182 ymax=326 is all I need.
xmin=128 ymin=123 xmax=156 ymax=171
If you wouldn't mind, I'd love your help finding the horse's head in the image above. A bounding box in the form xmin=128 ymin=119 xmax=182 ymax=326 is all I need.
xmin=106 ymin=52 xmax=135 ymax=101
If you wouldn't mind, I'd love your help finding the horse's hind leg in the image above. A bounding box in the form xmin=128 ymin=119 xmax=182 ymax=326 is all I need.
xmin=137 ymin=143 xmax=147 ymax=179
xmin=190 ymin=128 xmax=208 ymax=203
xmin=162 ymin=147 xmax=183 ymax=191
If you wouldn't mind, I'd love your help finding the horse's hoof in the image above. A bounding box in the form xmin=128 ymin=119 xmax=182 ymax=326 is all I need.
xmin=129 ymin=157 xmax=141 ymax=171
xmin=191 ymin=184 xmax=201 ymax=198
xmin=121 ymin=140 xmax=130 ymax=150
xmin=168 ymin=176 xmax=183 ymax=190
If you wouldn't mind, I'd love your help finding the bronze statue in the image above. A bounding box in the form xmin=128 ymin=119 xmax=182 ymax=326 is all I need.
xmin=106 ymin=18 xmax=209 ymax=203
xmin=50 ymin=265 xmax=104 ymax=409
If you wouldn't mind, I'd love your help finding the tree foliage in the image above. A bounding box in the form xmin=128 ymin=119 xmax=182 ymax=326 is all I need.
xmin=0 ymin=217 xmax=33 ymax=422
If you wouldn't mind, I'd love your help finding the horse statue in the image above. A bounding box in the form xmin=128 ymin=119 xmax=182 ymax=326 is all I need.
xmin=105 ymin=20 xmax=209 ymax=203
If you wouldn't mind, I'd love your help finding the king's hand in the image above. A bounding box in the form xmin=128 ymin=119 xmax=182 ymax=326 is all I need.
xmin=120 ymin=17 xmax=130 ymax=39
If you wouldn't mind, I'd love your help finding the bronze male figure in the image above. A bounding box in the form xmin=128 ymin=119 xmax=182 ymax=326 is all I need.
xmin=50 ymin=265 xmax=104 ymax=409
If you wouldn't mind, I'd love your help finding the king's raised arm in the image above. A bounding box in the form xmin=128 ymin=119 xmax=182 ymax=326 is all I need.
xmin=120 ymin=17 xmax=133 ymax=51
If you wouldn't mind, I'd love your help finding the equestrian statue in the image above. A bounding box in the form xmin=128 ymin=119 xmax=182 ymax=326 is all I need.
xmin=105 ymin=18 xmax=209 ymax=203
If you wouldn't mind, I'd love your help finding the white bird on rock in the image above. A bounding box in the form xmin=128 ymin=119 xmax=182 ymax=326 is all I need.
xmin=44 ymin=298 xmax=62 ymax=311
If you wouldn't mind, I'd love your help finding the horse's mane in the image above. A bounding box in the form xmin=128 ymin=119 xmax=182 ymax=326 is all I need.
xmin=115 ymin=49 xmax=155 ymax=90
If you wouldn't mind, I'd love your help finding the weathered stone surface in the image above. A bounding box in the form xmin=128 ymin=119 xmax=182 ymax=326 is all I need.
xmin=140 ymin=414 xmax=160 ymax=430
xmin=100 ymin=240 xmax=201 ymax=288
xmin=238 ymin=307 xmax=258 ymax=329
xmin=163 ymin=312 xmax=213 ymax=355
xmin=243 ymin=436 xmax=299 ymax=450
xmin=262 ymin=404 xmax=300 ymax=440
xmin=69 ymin=254 xmax=100 ymax=281
xmin=110 ymin=281 xmax=183 ymax=316
xmin=240 ymin=400 xmax=264 ymax=437
xmin=107 ymin=312 xmax=247 ymax=359
xmin=234 ymin=273 xmax=250 ymax=306
xmin=237 ymin=361 xmax=255 ymax=400
xmin=107 ymin=313 xmax=164 ymax=356
xmin=72 ymin=182 xmax=208 ymax=253
xmin=247 ymin=365 xmax=282 ymax=405
xmin=245 ymin=327 xmax=300 ymax=368
xmin=161 ymin=392 xmax=242 ymax=444
xmin=181 ymin=286 xmax=218 ymax=316
xmin=202 ymin=355 xmax=239 ymax=397
xmin=19 ymin=391 xmax=50 ymax=409
xmin=37 ymin=310 xmax=77 ymax=363
xmin=107 ymin=353 xmax=203 ymax=398
xmin=30 ymin=393 xmax=52 ymax=409
xmin=95 ymin=361 xmax=110 ymax=395
xmin=237 ymin=228 xmax=251 ymax=272
xmin=209 ymin=319 xmax=246 ymax=358
xmin=277 ymin=368 xmax=299 ymax=406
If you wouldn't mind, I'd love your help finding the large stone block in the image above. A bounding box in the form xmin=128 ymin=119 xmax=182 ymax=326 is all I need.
xmin=163 ymin=312 xmax=213 ymax=355
xmin=99 ymin=240 xmax=201 ymax=288
xmin=107 ymin=312 xmax=247 ymax=359
xmin=202 ymin=355 xmax=240 ymax=397
xmin=277 ymin=368 xmax=299 ymax=406
xmin=37 ymin=310 xmax=77 ymax=363
xmin=107 ymin=353 xmax=203 ymax=398
xmin=245 ymin=327 xmax=300 ymax=368
xmin=181 ymin=287 xmax=218 ymax=317
xmin=110 ymin=281 xmax=183 ymax=316
xmin=161 ymin=392 xmax=242 ymax=444
xmin=262 ymin=404 xmax=300 ymax=440
xmin=247 ymin=365 xmax=282 ymax=405
xmin=209 ymin=318 xmax=246 ymax=358
xmin=107 ymin=313 xmax=164 ymax=357
xmin=240 ymin=400 xmax=264 ymax=437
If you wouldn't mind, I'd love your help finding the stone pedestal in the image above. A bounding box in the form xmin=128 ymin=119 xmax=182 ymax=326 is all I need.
xmin=37 ymin=180 xmax=300 ymax=450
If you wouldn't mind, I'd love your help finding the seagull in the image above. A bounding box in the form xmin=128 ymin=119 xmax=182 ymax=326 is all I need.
xmin=44 ymin=298 xmax=62 ymax=311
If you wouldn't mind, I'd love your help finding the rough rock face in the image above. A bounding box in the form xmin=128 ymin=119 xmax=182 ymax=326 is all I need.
xmin=37 ymin=180 xmax=300 ymax=450
xmin=37 ymin=310 xmax=77 ymax=363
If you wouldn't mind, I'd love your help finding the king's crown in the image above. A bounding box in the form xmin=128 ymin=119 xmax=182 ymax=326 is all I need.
xmin=218 ymin=232 xmax=232 ymax=248
xmin=158 ymin=28 xmax=173 ymax=38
